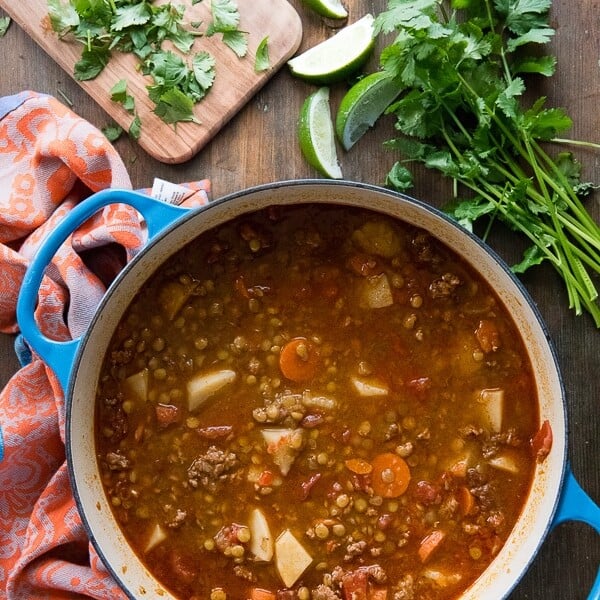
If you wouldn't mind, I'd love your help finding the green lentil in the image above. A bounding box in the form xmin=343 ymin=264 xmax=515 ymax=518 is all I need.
xmin=314 ymin=522 xmax=329 ymax=539
xmin=152 ymin=337 xmax=166 ymax=352
xmin=153 ymin=368 xmax=167 ymax=380
xmin=186 ymin=417 xmax=200 ymax=429
xmin=336 ymin=494 xmax=350 ymax=508
xmin=122 ymin=400 xmax=134 ymax=414
xmin=194 ymin=337 xmax=208 ymax=350
xmin=317 ymin=452 xmax=329 ymax=465
xmin=237 ymin=526 xmax=251 ymax=543
xmin=298 ymin=587 xmax=310 ymax=600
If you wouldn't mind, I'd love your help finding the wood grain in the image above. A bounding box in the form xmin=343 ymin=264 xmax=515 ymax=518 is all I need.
xmin=0 ymin=0 xmax=303 ymax=163
xmin=0 ymin=1 xmax=598 ymax=598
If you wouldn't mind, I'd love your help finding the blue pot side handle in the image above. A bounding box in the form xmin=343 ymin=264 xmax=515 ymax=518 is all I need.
xmin=16 ymin=189 xmax=190 ymax=393
xmin=552 ymin=463 xmax=600 ymax=600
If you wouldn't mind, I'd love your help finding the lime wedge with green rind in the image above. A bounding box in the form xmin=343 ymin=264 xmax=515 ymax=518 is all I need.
xmin=288 ymin=14 xmax=375 ymax=85
xmin=298 ymin=87 xmax=343 ymax=179
xmin=301 ymin=0 xmax=348 ymax=19
xmin=336 ymin=71 xmax=404 ymax=151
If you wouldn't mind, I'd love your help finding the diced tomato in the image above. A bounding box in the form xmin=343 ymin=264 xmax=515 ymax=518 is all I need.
xmin=258 ymin=470 xmax=274 ymax=486
xmin=155 ymin=404 xmax=179 ymax=428
xmin=341 ymin=568 xmax=369 ymax=600
xmin=531 ymin=419 xmax=553 ymax=462
xmin=249 ymin=588 xmax=276 ymax=600
xmin=414 ymin=480 xmax=442 ymax=505
xmin=341 ymin=569 xmax=389 ymax=600
xmin=347 ymin=253 xmax=380 ymax=277
xmin=418 ymin=529 xmax=446 ymax=563
xmin=234 ymin=275 xmax=251 ymax=298
xmin=406 ymin=377 xmax=432 ymax=395
xmin=475 ymin=319 xmax=501 ymax=353
xmin=298 ymin=472 xmax=322 ymax=501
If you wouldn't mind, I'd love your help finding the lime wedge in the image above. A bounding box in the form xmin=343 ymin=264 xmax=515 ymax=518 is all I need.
xmin=336 ymin=71 xmax=404 ymax=151
xmin=301 ymin=0 xmax=348 ymax=19
xmin=298 ymin=87 xmax=343 ymax=179
xmin=288 ymin=14 xmax=375 ymax=84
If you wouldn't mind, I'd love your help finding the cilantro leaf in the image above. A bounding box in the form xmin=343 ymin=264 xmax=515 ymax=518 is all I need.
xmin=254 ymin=36 xmax=270 ymax=72
xmin=153 ymin=88 xmax=199 ymax=124
xmin=47 ymin=0 xmax=79 ymax=33
xmin=0 ymin=16 xmax=11 ymax=37
xmin=507 ymin=27 xmax=554 ymax=51
xmin=208 ymin=0 xmax=240 ymax=33
xmin=112 ymin=3 xmax=151 ymax=31
xmin=129 ymin=114 xmax=142 ymax=139
xmin=192 ymin=51 xmax=216 ymax=90
xmin=206 ymin=0 xmax=247 ymax=56
xmin=102 ymin=123 xmax=124 ymax=142
xmin=512 ymin=54 xmax=556 ymax=76
xmin=110 ymin=79 xmax=135 ymax=113
xmin=74 ymin=43 xmax=110 ymax=80
xmin=385 ymin=162 xmax=414 ymax=191
xmin=222 ymin=30 xmax=248 ymax=57
xmin=511 ymin=244 xmax=548 ymax=273
xmin=495 ymin=76 xmax=525 ymax=119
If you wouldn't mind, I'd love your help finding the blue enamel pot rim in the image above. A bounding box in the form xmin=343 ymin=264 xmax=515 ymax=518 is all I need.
xmin=15 ymin=179 xmax=600 ymax=599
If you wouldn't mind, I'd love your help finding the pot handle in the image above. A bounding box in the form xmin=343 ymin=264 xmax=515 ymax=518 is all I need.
xmin=552 ymin=463 xmax=600 ymax=600
xmin=16 ymin=188 xmax=190 ymax=392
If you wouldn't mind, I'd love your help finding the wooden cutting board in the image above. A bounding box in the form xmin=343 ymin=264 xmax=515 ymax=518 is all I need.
xmin=0 ymin=1 xmax=303 ymax=164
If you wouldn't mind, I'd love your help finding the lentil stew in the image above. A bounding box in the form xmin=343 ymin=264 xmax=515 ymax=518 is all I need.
xmin=95 ymin=203 xmax=548 ymax=600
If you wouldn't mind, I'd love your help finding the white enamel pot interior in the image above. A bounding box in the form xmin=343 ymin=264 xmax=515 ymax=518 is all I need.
xmin=31 ymin=181 xmax=568 ymax=598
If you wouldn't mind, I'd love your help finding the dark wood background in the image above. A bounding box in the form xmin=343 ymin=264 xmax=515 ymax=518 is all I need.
xmin=1 ymin=1 xmax=598 ymax=598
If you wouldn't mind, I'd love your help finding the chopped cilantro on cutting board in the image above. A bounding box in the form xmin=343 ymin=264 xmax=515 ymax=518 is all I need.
xmin=46 ymin=0 xmax=247 ymax=128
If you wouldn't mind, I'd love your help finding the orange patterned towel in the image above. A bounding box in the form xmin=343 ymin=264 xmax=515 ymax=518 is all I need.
xmin=0 ymin=91 xmax=210 ymax=599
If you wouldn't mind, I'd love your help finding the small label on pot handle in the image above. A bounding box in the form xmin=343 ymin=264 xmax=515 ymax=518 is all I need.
xmin=151 ymin=178 xmax=196 ymax=205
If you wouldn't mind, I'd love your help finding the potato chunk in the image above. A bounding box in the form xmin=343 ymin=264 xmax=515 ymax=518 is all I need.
xmin=261 ymin=428 xmax=304 ymax=476
xmin=248 ymin=508 xmax=274 ymax=562
xmin=123 ymin=369 xmax=149 ymax=401
xmin=478 ymin=387 xmax=504 ymax=432
xmin=351 ymin=377 xmax=389 ymax=397
xmin=158 ymin=280 xmax=194 ymax=321
xmin=275 ymin=529 xmax=312 ymax=587
xmin=144 ymin=523 xmax=167 ymax=553
xmin=360 ymin=273 xmax=393 ymax=309
xmin=352 ymin=220 xmax=401 ymax=258
xmin=187 ymin=369 xmax=237 ymax=411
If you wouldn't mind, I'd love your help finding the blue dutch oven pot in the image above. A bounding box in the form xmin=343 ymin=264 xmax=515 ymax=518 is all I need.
xmin=16 ymin=182 xmax=600 ymax=599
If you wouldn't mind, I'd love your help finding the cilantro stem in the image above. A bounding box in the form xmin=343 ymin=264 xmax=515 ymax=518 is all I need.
xmin=377 ymin=0 xmax=600 ymax=325
xmin=552 ymin=138 xmax=600 ymax=151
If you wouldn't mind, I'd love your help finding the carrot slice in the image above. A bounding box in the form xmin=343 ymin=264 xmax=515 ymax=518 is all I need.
xmin=370 ymin=453 xmax=411 ymax=498
xmin=249 ymin=589 xmax=276 ymax=600
xmin=531 ymin=419 xmax=553 ymax=462
xmin=418 ymin=529 xmax=446 ymax=563
xmin=345 ymin=457 xmax=373 ymax=475
xmin=279 ymin=337 xmax=320 ymax=382
xmin=456 ymin=485 xmax=475 ymax=516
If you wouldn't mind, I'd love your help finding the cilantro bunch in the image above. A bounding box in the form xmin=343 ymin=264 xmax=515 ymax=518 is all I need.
xmin=375 ymin=0 xmax=600 ymax=325
xmin=47 ymin=0 xmax=247 ymax=128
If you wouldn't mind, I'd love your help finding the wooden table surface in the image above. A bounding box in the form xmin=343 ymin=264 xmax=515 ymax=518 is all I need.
xmin=1 ymin=1 xmax=598 ymax=598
